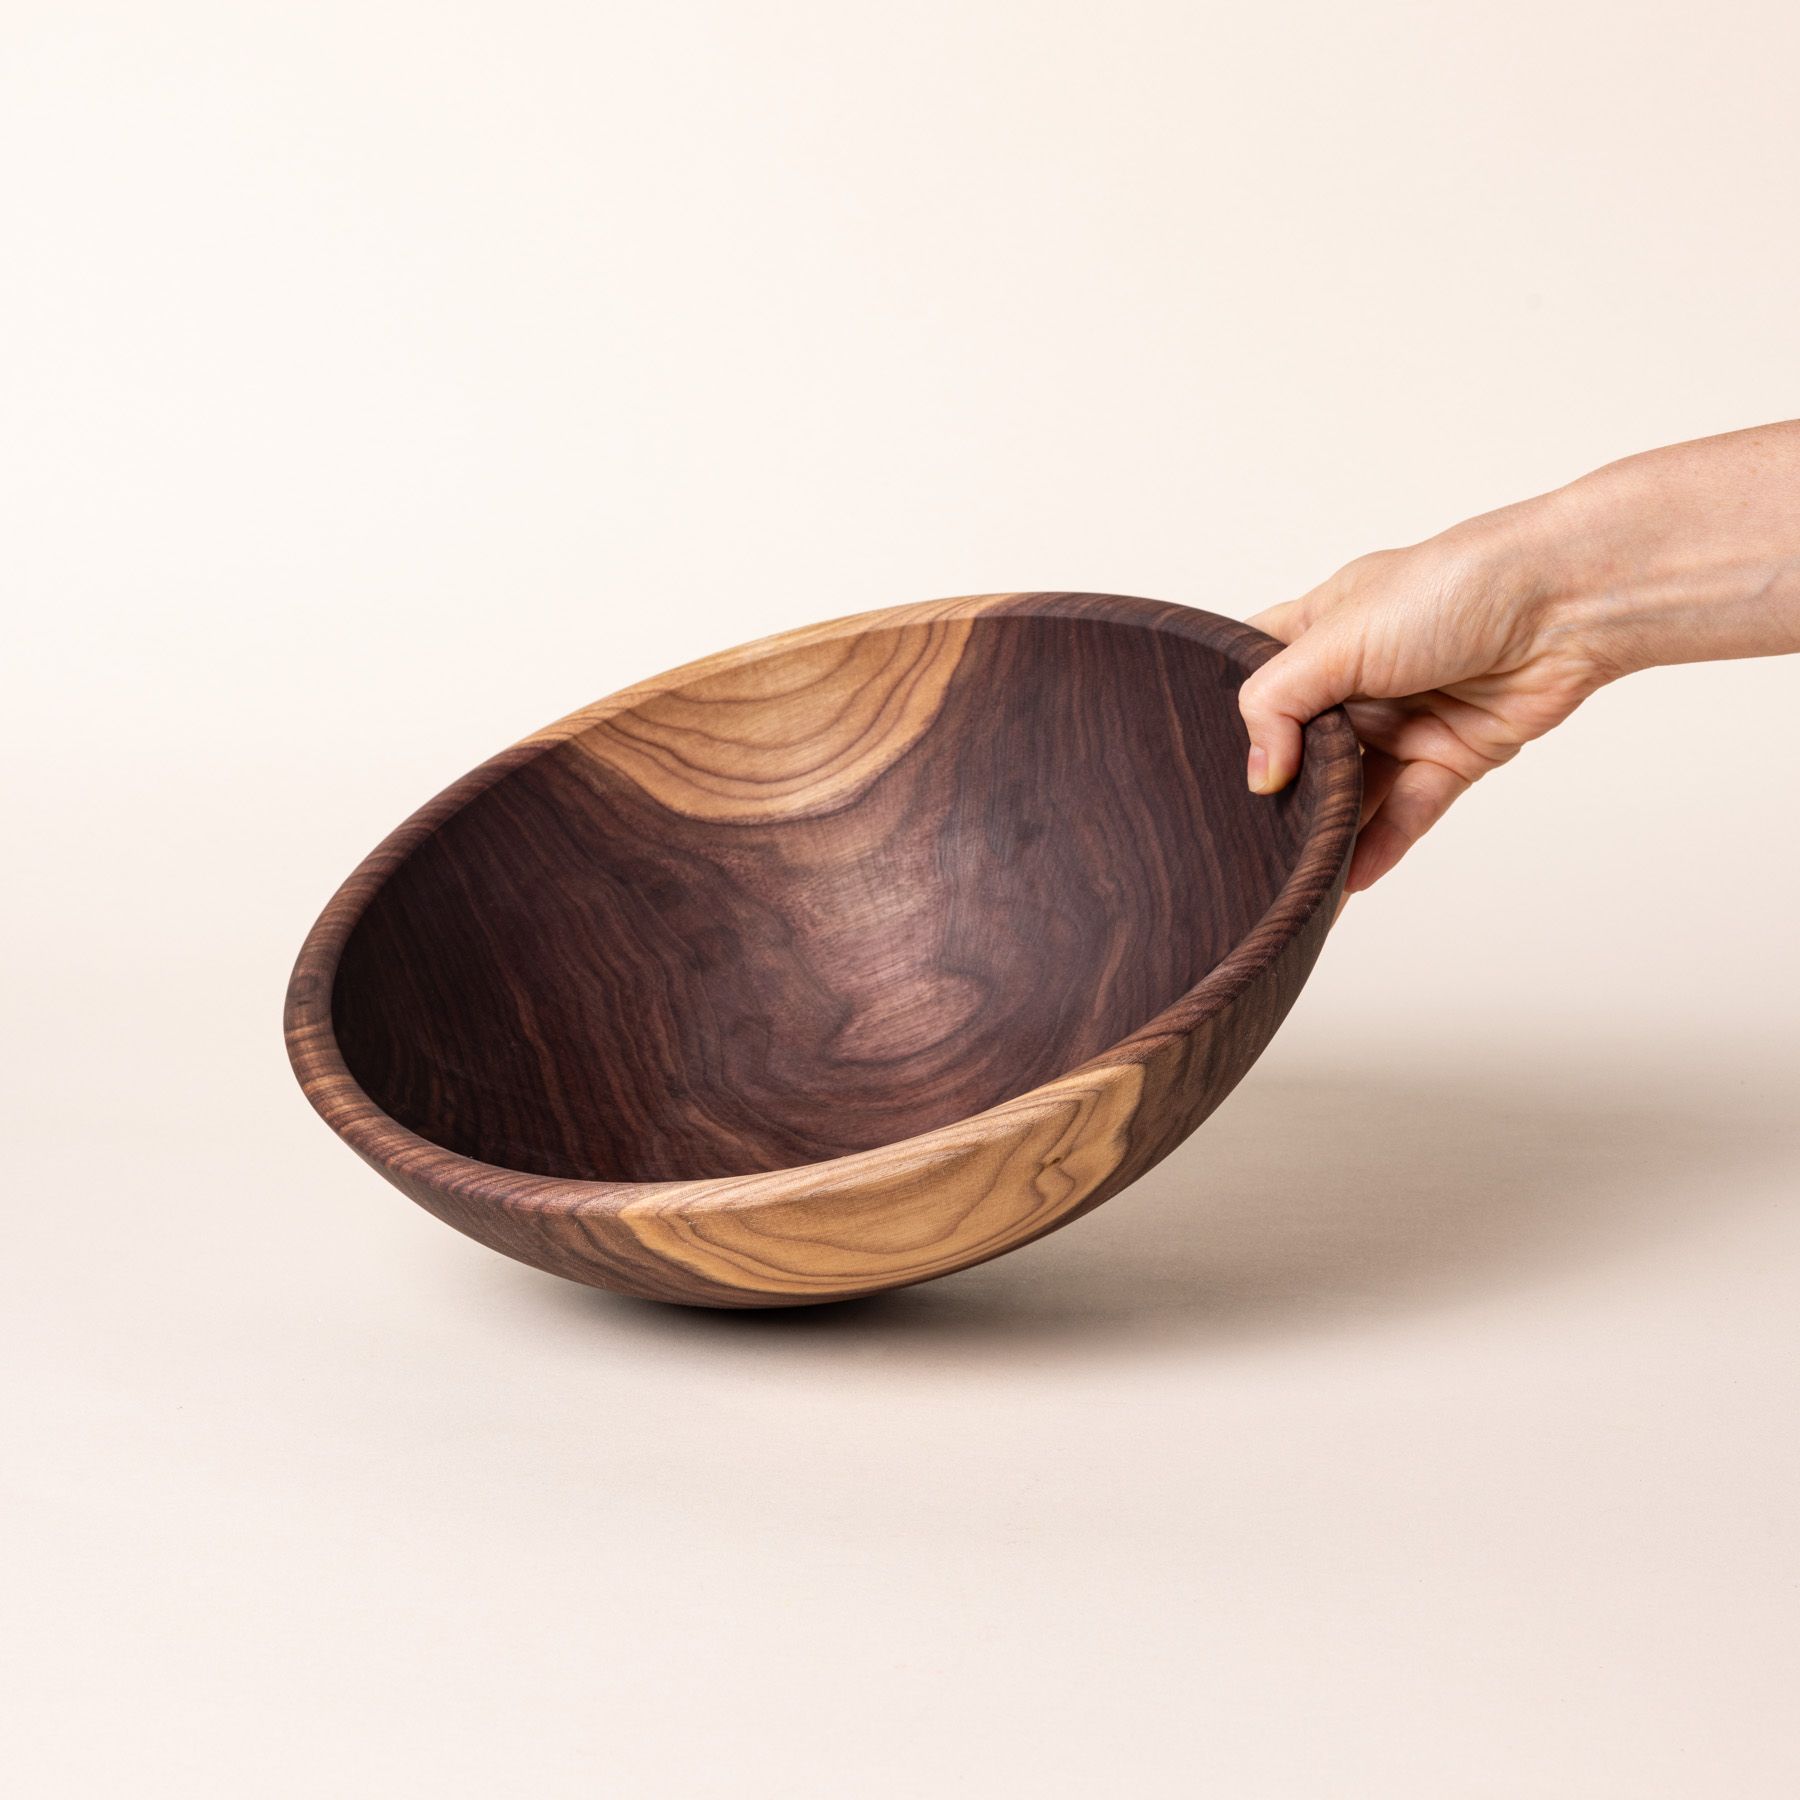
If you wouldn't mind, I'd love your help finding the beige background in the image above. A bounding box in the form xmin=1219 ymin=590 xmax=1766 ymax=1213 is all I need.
xmin=6 ymin=2 xmax=1799 ymax=1794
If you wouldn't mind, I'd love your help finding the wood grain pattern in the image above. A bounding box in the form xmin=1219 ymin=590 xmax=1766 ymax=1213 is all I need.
xmin=285 ymin=592 xmax=1361 ymax=1306
xmin=568 ymin=611 xmax=976 ymax=822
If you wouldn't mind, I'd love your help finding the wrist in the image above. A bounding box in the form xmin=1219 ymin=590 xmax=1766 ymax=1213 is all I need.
xmin=1430 ymin=490 xmax=1627 ymax=691
xmin=1512 ymin=481 xmax=1652 ymax=683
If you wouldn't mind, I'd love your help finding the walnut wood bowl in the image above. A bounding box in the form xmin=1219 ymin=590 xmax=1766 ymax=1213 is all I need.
xmin=286 ymin=592 xmax=1360 ymax=1307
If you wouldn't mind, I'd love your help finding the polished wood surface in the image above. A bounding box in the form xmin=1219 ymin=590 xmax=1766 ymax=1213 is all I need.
xmin=285 ymin=592 xmax=1361 ymax=1306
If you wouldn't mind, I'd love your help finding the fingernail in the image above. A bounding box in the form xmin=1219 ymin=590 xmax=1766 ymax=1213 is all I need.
xmin=1246 ymin=745 xmax=1270 ymax=793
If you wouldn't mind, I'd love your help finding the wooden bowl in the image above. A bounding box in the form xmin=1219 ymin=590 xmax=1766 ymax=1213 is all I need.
xmin=286 ymin=592 xmax=1360 ymax=1307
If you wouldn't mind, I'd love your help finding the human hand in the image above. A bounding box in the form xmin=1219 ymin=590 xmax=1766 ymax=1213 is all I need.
xmin=1237 ymin=423 xmax=1800 ymax=893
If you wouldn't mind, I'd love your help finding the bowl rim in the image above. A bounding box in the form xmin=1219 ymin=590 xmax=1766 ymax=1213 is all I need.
xmin=284 ymin=590 xmax=1362 ymax=1214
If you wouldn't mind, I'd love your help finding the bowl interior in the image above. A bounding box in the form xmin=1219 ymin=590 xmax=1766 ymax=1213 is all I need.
xmin=331 ymin=610 xmax=1319 ymax=1182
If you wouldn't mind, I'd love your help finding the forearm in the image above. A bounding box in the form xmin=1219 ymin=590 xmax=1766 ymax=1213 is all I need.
xmin=1509 ymin=423 xmax=1800 ymax=680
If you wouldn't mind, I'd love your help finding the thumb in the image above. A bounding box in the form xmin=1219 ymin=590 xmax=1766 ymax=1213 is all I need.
xmin=1237 ymin=624 xmax=1363 ymax=795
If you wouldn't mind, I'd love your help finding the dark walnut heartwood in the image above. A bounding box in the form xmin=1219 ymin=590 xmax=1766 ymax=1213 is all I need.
xmin=285 ymin=592 xmax=1360 ymax=1306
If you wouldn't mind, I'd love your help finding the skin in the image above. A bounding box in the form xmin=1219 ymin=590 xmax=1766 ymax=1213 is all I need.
xmin=1238 ymin=422 xmax=1800 ymax=893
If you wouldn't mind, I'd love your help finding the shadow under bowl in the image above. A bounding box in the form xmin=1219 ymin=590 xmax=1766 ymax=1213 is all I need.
xmin=285 ymin=591 xmax=1360 ymax=1306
